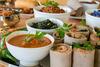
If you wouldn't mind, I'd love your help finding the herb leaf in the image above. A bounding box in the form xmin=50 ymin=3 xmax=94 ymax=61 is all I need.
xmin=0 ymin=33 xmax=17 ymax=63
xmin=24 ymin=31 xmax=46 ymax=43
xmin=43 ymin=1 xmax=59 ymax=7
xmin=56 ymin=23 xmax=72 ymax=38
xmin=35 ymin=31 xmax=46 ymax=39
xmin=73 ymin=41 xmax=94 ymax=50
xmin=56 ymin=27 xmax=65 ymax=38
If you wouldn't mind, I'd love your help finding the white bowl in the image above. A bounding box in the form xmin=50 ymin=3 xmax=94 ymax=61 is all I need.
xmin=26 ymin=17 xmax=64 ymax=34
xmin=81 ymin=1 xmax=99 ymax=11
xmin=64 ymin=34 xmax=87 ymax=45
xmin=79 ymin=0 xmax=94 ymax=2
xmin=85 ymin=9 xmax=100 ymax=28
xmin=6 ymin=31 xmax=54 ymax=66
xmin=33 ymin=6 xmax=70 ymax=22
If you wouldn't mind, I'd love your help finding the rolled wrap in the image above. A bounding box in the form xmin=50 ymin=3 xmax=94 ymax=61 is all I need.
xmin=50 ymin=43 xmax=72 ymax=67
xmin=95 ymin=47 xmax=100 ymax=67
xmin=73 ymin=48 xmax=95 ymax=67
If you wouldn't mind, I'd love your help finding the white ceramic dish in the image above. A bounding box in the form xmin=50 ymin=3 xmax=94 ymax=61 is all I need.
xmin=33 ymin=6 xmax=71 ymax=22
xmin=85 ymin=9 xmax=100 ymax=28
xmin=70 ymin=15 xmax=85 ymax=19
xmin=20 ymin=14 xmax=34 ymax=19
xmin=81 ymin=1 xmax=99 ymax=11
xmin=64 ymin=34 xmax=87 ymax=45
xmin=6 ymin=31 xmax=54 ymax=67
xmin=26 ymin=17 xmax=64 ymax=34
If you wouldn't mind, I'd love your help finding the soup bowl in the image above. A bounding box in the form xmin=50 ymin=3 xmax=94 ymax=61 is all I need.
xmin=5 ymin=31 xmax=54 ymax=66
xmin=33 ymin=6 xmax=71 ymax=22
xmin=26 ymin=17 xmax=64 ymax=34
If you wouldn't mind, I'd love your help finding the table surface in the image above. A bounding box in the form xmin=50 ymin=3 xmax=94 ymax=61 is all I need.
xmin=0 ymin=17 xmax=80 ymax=67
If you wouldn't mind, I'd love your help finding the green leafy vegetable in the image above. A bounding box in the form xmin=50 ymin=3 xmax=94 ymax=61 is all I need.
xmin=56 ymin=23 xmax=72 ymax=38
xmin=73 ymin=41 xmax=94 ymax=50
xmin=0 ymin=33 xmax=17 ymax=63
xmin=31 ymin=19 xmax=58 ymax=29
xmin=35 ymin=31 xmax=46 ymax=39
xmin=43 ymin=1 xmax=59 ymax=7
xmin=56 ymin=27 xmax=65 ymax=38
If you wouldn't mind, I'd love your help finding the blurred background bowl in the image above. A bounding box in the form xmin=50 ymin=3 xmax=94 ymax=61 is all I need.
xmin=33 ymin=6 xmax=71 ymax=22
xmin=85 ymin=9 xmax=100 ymax=28
xmin=26 ymin=17 xmax=64 ymax=34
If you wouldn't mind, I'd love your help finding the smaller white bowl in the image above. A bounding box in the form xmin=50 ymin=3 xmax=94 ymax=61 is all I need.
xmin=81 ymin=1 xmax=99 ymax=11
xmin=85 ymin=9 xmax=100 ymax=28
xmin=6 ymin=31 xmax=54 ymax=66
xmin=33 ymin=6 xmax=70 ymax=22
xmin=64 ymin=34 xmax=87 ymax=45
xmin=26 ymin=17 xmax=64 ymax=34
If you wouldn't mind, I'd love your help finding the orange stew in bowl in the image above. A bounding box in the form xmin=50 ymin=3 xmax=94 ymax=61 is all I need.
xmin=40 ymin=6 xmax=65 ymax=13
xmin=8 ymin=35 xmax=51 ymax=48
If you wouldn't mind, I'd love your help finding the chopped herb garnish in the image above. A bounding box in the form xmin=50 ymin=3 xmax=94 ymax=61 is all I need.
xmin=56 ymin=23 xmax=72 ymax=38
xmin=73 ymin=41 xmax=94 ymax=50
xmin=43 ymin=1 xmax=59 ymax=7
xmin=24 ymin=31 xmax=46 ymax=43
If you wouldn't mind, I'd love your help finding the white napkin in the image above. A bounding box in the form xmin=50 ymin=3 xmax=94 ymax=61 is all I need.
xmin=67 ymin=0 xmax=82 ymax=10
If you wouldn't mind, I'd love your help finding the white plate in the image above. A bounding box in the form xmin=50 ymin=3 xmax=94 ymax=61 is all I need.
xmin=70 ymin=15 xmax=85 ymax=19
xmin=20 ymin=14 xmax=34 ymax=19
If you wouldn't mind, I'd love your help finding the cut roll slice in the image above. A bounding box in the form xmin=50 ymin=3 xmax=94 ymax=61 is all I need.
xmin=73 ymin=48 xmax=95 ymax=67
xmin=64 ymin=32 xmax=87 ymax=45
xmin=50 ymin=43 xmax=72 ymax=67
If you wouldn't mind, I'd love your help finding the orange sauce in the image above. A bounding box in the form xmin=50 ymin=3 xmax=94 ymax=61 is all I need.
xmin=8 ymin=35 xmax=51 ymax=48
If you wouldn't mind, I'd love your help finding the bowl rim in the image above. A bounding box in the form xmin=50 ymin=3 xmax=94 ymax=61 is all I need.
xmin=33 ymin=5 xmax=70 ymax=15
xmin=6 ymin=31 xmax=54 ymax=49
xmin=80 ymin=1 xmax=99 ymax=5
xmin=65 ymin=33 xmax=87 ymax=40
xmin=26 ymin=18 xmax=64 ymax=31
xmin=85 ymin=9 xmax=100 ymax=19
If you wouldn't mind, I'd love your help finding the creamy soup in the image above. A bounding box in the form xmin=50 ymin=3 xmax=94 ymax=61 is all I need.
xmin=8 ymin=35 xmax=51 ymax=48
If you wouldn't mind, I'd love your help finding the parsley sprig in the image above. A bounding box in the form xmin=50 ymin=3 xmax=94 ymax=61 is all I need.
xmin=43 ymin=1 xmax=59 ymax=7
xmin=56 ymin=23 xmax=72 ymax=38
xmin=73 ymin=41 xmax=94 ymax=50
xmin=24 ymin=31 xmax=46 ymax=43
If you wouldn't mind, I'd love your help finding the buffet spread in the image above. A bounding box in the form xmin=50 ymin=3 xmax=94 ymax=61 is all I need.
xmin=0 ymin=0 xmax=100 ymax=67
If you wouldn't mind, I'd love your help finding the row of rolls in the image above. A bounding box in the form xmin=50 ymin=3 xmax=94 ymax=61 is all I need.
xmin=50 ymin=22 xmax=100 ymax=67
